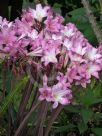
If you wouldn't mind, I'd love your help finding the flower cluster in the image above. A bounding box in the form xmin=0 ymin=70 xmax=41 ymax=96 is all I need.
xmin=0 ymin=4 xmax=102 ymax=108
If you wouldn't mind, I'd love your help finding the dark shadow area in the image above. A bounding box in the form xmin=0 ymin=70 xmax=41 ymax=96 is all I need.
xmin=0 ymin=0 xmax=23 ymax=20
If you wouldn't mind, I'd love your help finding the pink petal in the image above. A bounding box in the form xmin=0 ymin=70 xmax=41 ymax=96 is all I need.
xmin=38 ymin=95 xmax=45 ymax=101
xmin=52 ymin=102 xmax=58 ymax=109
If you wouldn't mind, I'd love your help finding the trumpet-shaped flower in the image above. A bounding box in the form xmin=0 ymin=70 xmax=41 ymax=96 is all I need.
xmin=44 ymin=17 xmax=62 ymax=32
xmin=85 ymin=47 xmax=101 ymax=61
xmin=30 ymin=4 xmax=50 ymax=22
xmin=0 ymin=28 xmax=16 ymax=46
xmin=87 ymin=63 xmax=101 ymax=78
xmin=28 ymin=29 xmax=38 ymax=39
xmin=41 ymin=48 xmax=58 ymax=65
xmin=63 ymin=38 xmax=73 ymax=51
xmin=75 ymin=77 xmax=91 ymax=88
xmin=39 ymin=75 xmax=53 ymax=102
xmin=52 ymin=83 xmax=72 ymax=108
xmin=62 ymin=23 xmax=77 ymax=38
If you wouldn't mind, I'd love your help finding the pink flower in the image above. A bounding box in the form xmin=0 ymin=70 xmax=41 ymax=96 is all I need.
xmin=14 ymin=19 xmax=31 ymax=36
xmin=67 ymin=67 xmax=78 ymax=83
xmin=68 ymin=51 xmax=85 ymax=63
xmin=52 ymin=33 xmax=63 ymax=41
xmin=28 ymin=29 xmax=38 ymax=39
xmin=98 ymin=43 xmax=102 ymax=54
xmin=0 ymin=28 xmax=16 ymax=46
xmin=75 ymin=77 xmax=91 ymax=88
xmin=0 ymin=17 xmax=12 ymax=29
xmin=87 ymin=63 xmax=101 ymax=78
xmin=44 ymin=16 xmax=61 ymax=32
xmin=56 ymin=72 xmax=70 ymax=87
xmin=63 ymin=38 xmax=73 ymax=51
xmin=62 ymin=23 xmax=77 ymax=38
xmin=52 ymin=83 xmax=72 ymax=108
xmin=72 ymin=39 xmax=87 ymax=56
xmin=41 ymin=40 xmax=60 ymax=65
xmin=27 ymin=47 xmax=43 ymax=57
xmin=30 ymin=4 xmax=50 ymax=22
xmin=85 ymin=47 xmax=101 ymax=61
xmin=21 ymin=9 xmax=34 ymax=26
xmin=39 ymin=75 xmax=53 ymax=102
xmin=41 ymin=48 xmax=58 ymax=65
xmin=77 ymin=64 xmax=88 ymax=78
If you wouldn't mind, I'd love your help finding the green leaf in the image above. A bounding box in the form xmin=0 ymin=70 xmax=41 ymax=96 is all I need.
xmin=79 ymin=89 xmax=102 ymax=106
xmin=91 ymin=128 xmax=102 ymax=136
xmin=53 ymin=3 xmax=62 ymax=14
xmin=99 ymin=72 xmax=102 ymax=81
xmin=78 ymin=122 xmax=88 ymax=134
xmin=53 ymin=3 xmax=62 ymax=8
xmin=68 ymin=8 xmax=86 ymax=17
xmin=0 ymin=76 xmax=28 ymax=116
xmin=93 ymin=83 xmax=102 ymax=97
xmin=92 ymin=98 xmax=102 ymax=104
xmin=83 ymin=24 xmax=97 ymax=43
xmin=69 ymin=7 xmax=97 ymax=17
xmin=13 ymin=89 xmax=22 ymax=112
xmin=64 ymin=105 xmax=80 ymax=113
xmin=90 ymin=78 xmax=96 ymax=89
xmin=81 ymin=108 xmax=93 ymax=124
xmin=79 ymin=90 xmax=94 ymax=106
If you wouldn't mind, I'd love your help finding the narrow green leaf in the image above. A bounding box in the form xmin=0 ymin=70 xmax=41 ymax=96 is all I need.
xmin=0 ymin=76 xmax=28 ymax=116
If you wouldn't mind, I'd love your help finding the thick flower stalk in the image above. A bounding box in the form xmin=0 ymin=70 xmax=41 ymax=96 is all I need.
xmin=0 ymin=4 xmax=102 ymax=109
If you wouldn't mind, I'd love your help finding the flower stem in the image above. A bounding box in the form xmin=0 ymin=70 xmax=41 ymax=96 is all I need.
xmin=14 ymin=102 xmax=40 ymax=136
xmin=45 ymin=105 xmax=63 ymax=136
